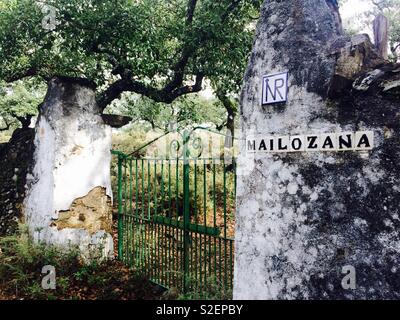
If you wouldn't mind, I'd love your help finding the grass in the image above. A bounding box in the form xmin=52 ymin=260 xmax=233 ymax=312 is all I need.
xmin=0 ymin=225 xmax=163 ymax=300
xmin=177 ymin=275 xmax=233 ymax=300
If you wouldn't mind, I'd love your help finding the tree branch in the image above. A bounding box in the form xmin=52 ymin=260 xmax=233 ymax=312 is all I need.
xmin=10 ymin=112 xmax=33 ymax=129
xmin=216 ymin=90 xmax=238 ymax=139
xmin=4 ymin=68 xmax=38 ymax=83
xmin=391 ymin=42 xmax=400 ymax=53
xmin=186 ymin=0 xmax=198 ymax=24
xmin=216 ymin=120 xmax=227 ymax=131
xmin=96 ymin=0 xmax=240 ymax=109
xmin=97 ymin=73 xmax=204 ymax=111
xmin=162 ymin=0 xmax=199 ymax=94
xmin=163 ymin=0 xmax=239 ymax=96
xmin=221 ymin=0 xmax=243 ymax=21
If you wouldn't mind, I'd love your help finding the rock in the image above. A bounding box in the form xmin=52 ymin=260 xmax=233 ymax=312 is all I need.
xmin=353 ymin=69 xmax=386 ymax=91
xmin=352 ymin=63 xmax=400 ymax=95
xmin=382 ymin=80 xmax=400 ymax=94
xmin=329 ymin=34 xmax=386 ymax=98
xmin=373 ymin=14 xmax=389 ymax=60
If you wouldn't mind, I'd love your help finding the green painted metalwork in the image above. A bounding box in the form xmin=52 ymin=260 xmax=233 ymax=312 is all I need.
xmin=116 ymin=152 xmax=123 ymax=260
xmin=182 ymin=130 xmax=191 ymax=293
xmin=112 ymin=127 xmax=236 ymax=299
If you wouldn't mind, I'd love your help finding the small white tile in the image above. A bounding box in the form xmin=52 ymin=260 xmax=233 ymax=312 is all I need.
xmin=320 ymin=133 xmax=337 ymax=151
xmin=289 ymin=135 xmax=305 ymax=152
xmin=337 ymin=132 xmax=355 ymax=151
xmin=305 ymin=135 xmax=320 ymax=152
xmin=246 ymin=137 xmax=257 ymax=154
xmin=355 ymin=131 xmax=374 ymax=151
xmin=275 ymin=136 xmax=290 ymax=153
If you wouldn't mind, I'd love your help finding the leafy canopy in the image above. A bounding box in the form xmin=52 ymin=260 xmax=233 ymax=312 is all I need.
xmin=0 ymin=80 xmax=45 ymax=131
xmin=107 ymin=92 xmax=226 ymax=132
xmin=0 ymin=0 xmax=262 ymax=108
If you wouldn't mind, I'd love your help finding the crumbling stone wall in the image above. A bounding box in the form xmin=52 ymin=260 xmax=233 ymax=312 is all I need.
xmin=0 ymin=128 xmax=34 ymax=235
xmin=0 ymin=76 xmax=131 ymax=259
xmin=234 ymin=0 xmax=400 ymax=299
xmin=53 ymin=186 xmax=112 ymax=235
xmin=24 ymin=76 xmax=114 ymax=260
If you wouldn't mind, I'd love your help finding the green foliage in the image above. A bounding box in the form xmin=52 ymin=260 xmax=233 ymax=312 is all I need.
xmin=0 ymin=225 xmax=161 ymax=300
xmin=0 ymin=0 xmax=261 ymax=134
xmin=107 ymin=93 xmax=226 ymax=132
xmin=0 ymin=225 xmax=80 ymax=299
xmin=112 ymin=127 xmax=151 ymax=154
xmin=0 ymin=79 xmax=45 ymax=132
xmin=0 ymin=130 xmax=11 ymax=143
xmin=0 ymin=0 xmax=262 ymax=92
xmin=177 ymin=275 xmax=232 ymax=300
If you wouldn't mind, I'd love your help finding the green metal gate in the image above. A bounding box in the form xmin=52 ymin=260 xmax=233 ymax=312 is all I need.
xmin=112 ymin=127 xmax=236 ymax=299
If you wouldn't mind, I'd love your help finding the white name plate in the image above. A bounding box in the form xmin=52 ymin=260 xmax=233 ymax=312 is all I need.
xmin=262 ymin=71 xmax=288 ymax=105
xmin=246 ymin=131 xmax=374 ymax=154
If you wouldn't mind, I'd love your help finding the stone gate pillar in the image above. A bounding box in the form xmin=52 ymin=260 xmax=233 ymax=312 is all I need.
xmin=24 ymin=77 xmax=114 ymax=260
xmin=234 ymin=0 xmax=400 ymax=299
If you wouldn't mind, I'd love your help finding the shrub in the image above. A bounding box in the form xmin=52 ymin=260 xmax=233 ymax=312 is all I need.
xmin=0 ymin=225 xmax=161 ymax=300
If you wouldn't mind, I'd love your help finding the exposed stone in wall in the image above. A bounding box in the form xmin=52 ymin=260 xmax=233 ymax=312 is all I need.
xmin=24 ymin=76 xmax=114 ymax=260
xmin=0 ymin=128 xmax=34 ymax=235
xmin=53 ymin=187 xmax=112 ymax=235
xmin=235 ymin=0 xmax=400 ymax=299
xmin=329 ymin=34 xmax=387 ymax=97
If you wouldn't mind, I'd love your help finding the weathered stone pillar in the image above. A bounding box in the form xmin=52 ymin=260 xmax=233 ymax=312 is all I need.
xmin=373 ymin=14 xmax=389 ymax=60
xmin=234 ymin=0 xmax=400 ymax=299
xmin=24 ymin=77 xmax=113 ymax=260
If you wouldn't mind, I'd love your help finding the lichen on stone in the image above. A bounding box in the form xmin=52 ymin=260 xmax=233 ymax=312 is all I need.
xmin=235 ymin=0 xmax=400 ymax=300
